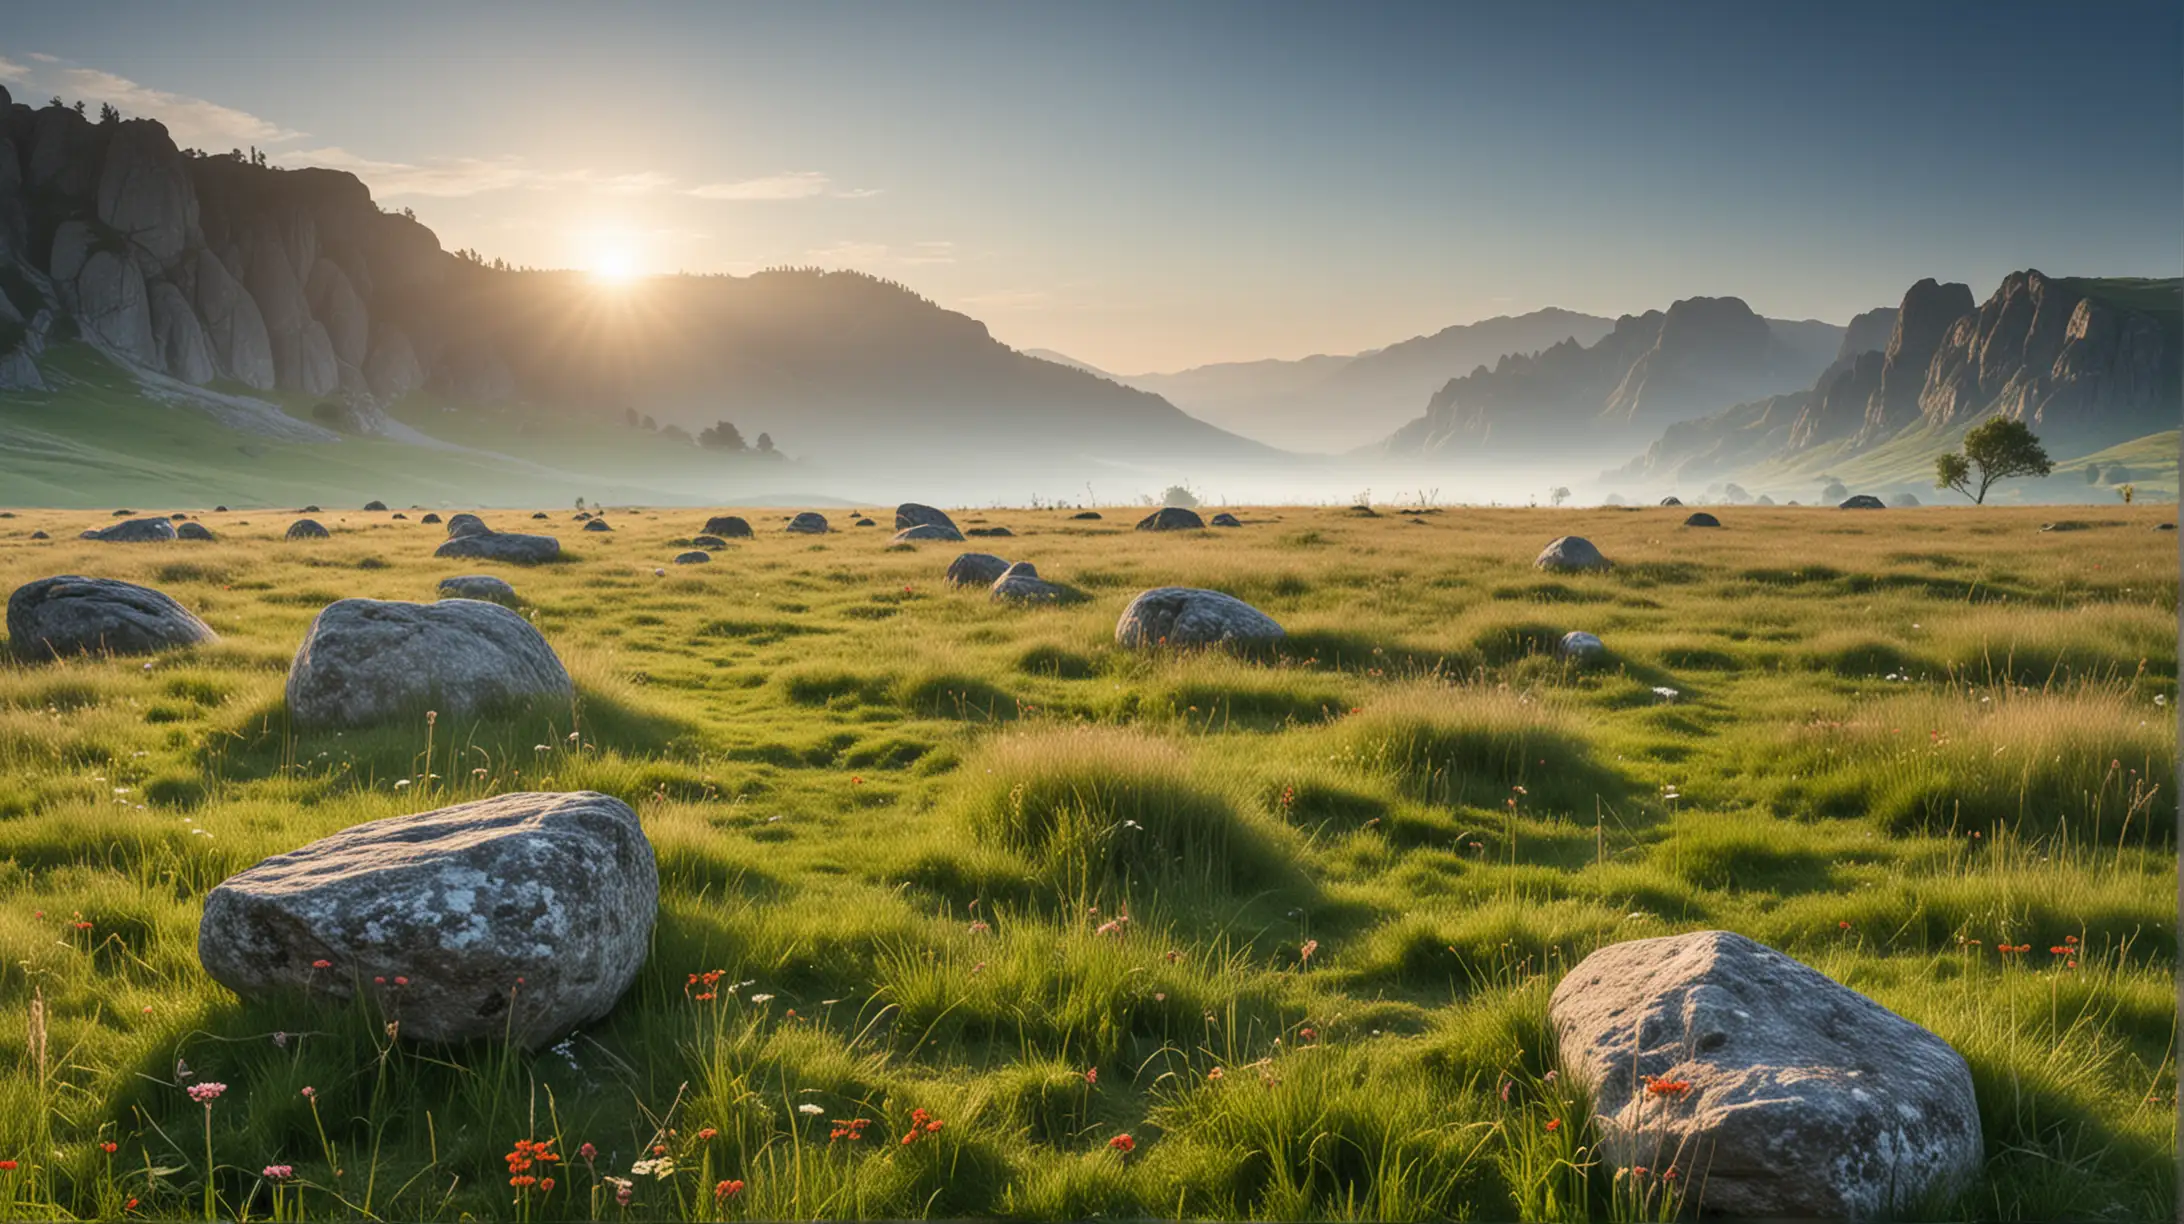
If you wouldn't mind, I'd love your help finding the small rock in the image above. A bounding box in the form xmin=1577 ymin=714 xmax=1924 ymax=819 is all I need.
xmin=421 ymin=513 xmax=444 ymax=524
xmin=990 ymin=561 xmax=1061 ymax=603
xmin=1210 ymin=512 xmax=1242 ymax=527
xmin=286 ymin=597 xmax=572 ymax=728
xmin=214 ymin=505 xmax=230 ymax=513
xmin=2157 ymin=522 xmax=2176 ymax=532
xmin=582 ymin=519 xmax=612 ymax=532
xmin=363 ymin=500 xmax=388 ymax=511
xmin=786 ymin=512 xmax=830 ymax=534
xmin=198 ymin=790 xmax=657 ymax=1047
xmin=1535 ymin=536 xmax=1610 ymax=571
xmin=891 ymin=523 xmax=964 ymax=543
xmin=532 ymin=511 xmax=550 ymax=520
xmin=1071 ymin=511 xmax=1103 ymax=520
xmin=437 ymin=575 xmax=518 ymax=606
xmin=301 ymin=505 xmax=323 ymax=514
xmin=7 ymin=575 xmax=218 ymax=662
xmin=81 ymin=516 xmax=177 ymax=543
xmin=1683 ymin=512 xmax=1721 ymax=528
xmin=435 ymin=532 xmax=562 ymax=565
xmin=692 ymin=535 xmax=728 ymax=549
xmin=177 ymin=522 xmax=216 ymax=541
xmin=1838 ymin=495 xmax=1886 ymax=510
xmin=29 ymin=531 xmax=49 ymax=540
xmin=965 ymin=526 xmax=1014 ymax=538
xmin=854 ymin=517 xmax=877 ymax=527
xmin=673 ymin=550 xmax=710 ymax=564
xmin=1116 ymin=587 xmax=1283 ymax=647
xmin=703 ymin=515 xmax=753 ymax=538
xmin=895 ymin=503 xmax=958 ymax=533
xmin=1136 ymin=507 xmax=1205 ymax=531
xmin=945 ymin=552 xmax=1011 ymax=587
xmin=286 ymin=519 xmax=330 ymax=540
xmin=1558 ymin=630 xmax=1604 ymax=660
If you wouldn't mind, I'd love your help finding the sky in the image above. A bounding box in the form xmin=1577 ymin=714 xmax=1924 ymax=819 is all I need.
xmin=3 ymin=1 xmax=2178 ymax=373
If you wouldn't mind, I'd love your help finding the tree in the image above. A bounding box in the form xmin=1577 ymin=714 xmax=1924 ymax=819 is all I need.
xmin=661 ymin=423 xmax=694 ymax=444
xmin=1549 ymin=486 xmax=1571 ymax=506
xmin=1722 ymin=482 xmax=1752 ymax=504
xmin=98 ymin=103 xmax=119 ymax=125
xmin=754 ymin=432 xmax=775 ymax=454
xmin=1820 ymin=478 xmax=1848 ymax=502
xmin=1935 ymin=417 xmax=2053 ymax=504
xmin=623 ymin=407 xmax=640 ymax=428
xmin=1162 ymin=484 xmax=1200 ymax=508
xmin=698 ymin=420 xmax=748 ymax=451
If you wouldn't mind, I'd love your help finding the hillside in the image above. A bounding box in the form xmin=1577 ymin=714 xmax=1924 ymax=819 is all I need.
xmin=1609 ymin=271 xmax=2181 ymax=502
xmin=0 ymin=88 xmax=1270 ymax=504
xmin=1118 ymin=308 xmax=1616 ymax=452
xmin=1374 ymin=296 xmax=1853 ymax=458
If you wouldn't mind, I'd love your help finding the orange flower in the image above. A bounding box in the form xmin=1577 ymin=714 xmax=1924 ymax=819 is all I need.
xmin=1644 ymin=1076 xmax=1693 ymax=1096
xmin=715 ymin=1179 xmax=745 ymax=1200
xmin=1544 ymin=1119 xmax=1560 ymax=1132
xmin=1108 ymin=1133 xmax=1136 ymax=1154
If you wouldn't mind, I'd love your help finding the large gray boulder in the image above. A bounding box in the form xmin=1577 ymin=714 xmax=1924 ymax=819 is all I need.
xmin=285 ymin=598 xmax=573 ymax=728
xmin=1136 ymin=506 xmax=1205 ymax=531
xmin=435 ymin=532 xmax=562 ymax=565
xmin=1557 ymin=630 xmax=1604 ymax=661
xmin=1839 ymin=495 xmax=1887 ymax=510
xmin=437 ymin=575 xmax=518 ymax=606
xmin=990 ymin=561 xmax=1061 ymax=603
xmin=82 ymin=516 xmax=177 ymax=543
xmin=945 ymin=552 xmax=1011 ymax=587
xmin=147 ymin=281 xmax=217 ymax=385
xmin=1550 ymin=930 xmax=1980 ymax=1219
xmin=286 ymin=518 xmax=330 ymax=540
xmin=1535 ymin=536 xmax=1610 ymax=571
xmin=1115 ymin=587 xmax=1284 ymax=648
xmin=895 ymin=503 xmax=958 ymax=533
xmin=7 ymin=575 xmax=217 ymax=662
xmin=891 ymin=523 xmax=963 ymax=543
xmin=176 ymin=521 xmax=216 ymax=541
xmin=786 ymin=512 xmax=829 ymax=534
xmin=198 ymin=791 xmax=657 ymax=1047
xmin=445 ymin=513 xmax=490 ymax=539
xmin=1683 ymin=511 xmax=1721 ymax=528
xmin=702 ymin=515 xmax=753 ymax=539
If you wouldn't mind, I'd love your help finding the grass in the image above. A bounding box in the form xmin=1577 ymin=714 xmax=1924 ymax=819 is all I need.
xmin=0 ymin=501 xmax=2173 ymax=1221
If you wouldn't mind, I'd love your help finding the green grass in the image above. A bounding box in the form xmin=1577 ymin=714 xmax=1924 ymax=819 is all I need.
xmin=0 ymin=503 xmax=2173 ymax=1221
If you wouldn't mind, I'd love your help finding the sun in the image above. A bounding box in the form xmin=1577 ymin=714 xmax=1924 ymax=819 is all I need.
xmin=590 ymin=247 xmax=640 ymax=285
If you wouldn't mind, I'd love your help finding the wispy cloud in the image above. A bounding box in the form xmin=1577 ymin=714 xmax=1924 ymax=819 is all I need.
xmin=284 ymin=147 xmax=534 ymax=197
xmin=806 ymin=239 xmax=956 ymax=268
xmin=6 ymin=60 xmax=307 ymax=148
xmin=958 ymin=288 xmax=1056 ymax=311
xmin=687 ymin=171 xmax=880 ymax=201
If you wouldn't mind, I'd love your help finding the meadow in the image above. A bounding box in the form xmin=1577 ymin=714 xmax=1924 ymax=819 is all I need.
xmin=0 ymin=501 xmax=2174 ymax=1222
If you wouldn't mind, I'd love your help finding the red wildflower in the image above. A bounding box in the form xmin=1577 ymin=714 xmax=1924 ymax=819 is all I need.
xmin=102 ymin=1142 xmax=118 ymax=1154
xmin=1544 ymin=1119 xmax=1560 ymax=1133
xmin=579 ymin=1142 xmax=597 ymax=1161
xmin=1108 ymin=1134 xmax=1136 ymax=1154
xmin=697 ymin=1128 xmax=718 ymax=1141
xmin=539 ymin=1178 xmax=554 ymax=1192
xmin=1084 ymin=1067 xmax=1098 ymax=1085
xmin=716 ymin=1179 xmax=745 ymax=1200
xmin=311 ymin=959 xmax=332 ymax=970
xmin=1297 ymin=1026 xmax=1317 ymax=1042
xmin=1644 ymin=1076 xmax=1692 ymax=1096
xmin=0 ymin=1160 xmax=16 ymax=1170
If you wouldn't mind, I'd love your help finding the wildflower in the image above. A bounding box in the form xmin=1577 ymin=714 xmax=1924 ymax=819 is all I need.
xmin=1544 ymin=1118 xmax=1560 ymax=1132
xmin=1644 ymin=1076 xmax=1692 ymax=1096
xmin=1084 ymin=1067 xmax=1098 ymax=1085
xmin=696 ymin=1128 xmax=719 ymax=1141
xmin=829 ymin=1119 xmax=872 ymax=1143
xmin=1297 ymin=1026 xmax=1317 ymax=1042
xmin=715 ymin=1179 xmax=745 ymax=1200
xmin=301 ymin=1087 xmax=316 ymax=1099
xmin=102 ymin=1142 xmax=118 ymax=1154
xmin=263 ymin=1165 xmax=294 ymax=1180
xmin=797 ymin=1103 xmax=825 ymax=1116
xmin=604 ymin=1176 xmax=634 ymax=1206
xmin=1838 ymin=921 xmax=1851 ymax=930
xmin=0 ymin=1160 xmax=16 ymax=1171
xmin=125 ymin=1198 xmax=139 ymax=1212
xmin=539 ymin=1177 xmax=555 ymax=1192
xmin=311 ymin=959 xmax=332 ymax=970
xmin=187 ymin=1082 xmax=227 ymax=1104
xmin=1207 ymin=1067 xmax=1225 ymax=1082
xmin=578 ymin=1142 xmax=597 ymax=1161
xmin=1299 ymin=939 xmax=1319 ymax=964
xmin=630 ymin=1157 xmax=675 ymax=1179
xmin=394 ymin=976 xmax=409 ymax=987
xmin=750 ymin=993 xmax=775 ymax=1004
xmin=1108 ymin=1133 xmax=1136 ymax=1154
xmin=967 ymin=920 xmax=991 ymax=935
xmin=1095 ymin=917 xmax=1127 ymax=936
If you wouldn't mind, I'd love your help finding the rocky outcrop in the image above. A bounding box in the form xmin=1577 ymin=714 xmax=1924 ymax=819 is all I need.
xmin=147 ymin=280 xmax=217 ymax=384
xmin=189 ymin=248 xmax=277 ymax=388
xmin=895 ymin=503 xmax=957 ymax=533
xmin=1836 ymin=305 xmax=1898 ymax=362
xmin=249 ymin=235 xmax=339 ymax=395
xmin=1535 ymin=536 xmax=1610 ymax=571
xmin=306 ymin=257 xmax=370 ymax=369
xmin=1864 ymin=279 xmax=1975 ymax=441
xmin=51 ymin=221 xmax=159 ymax=367
xmin=363 ymin=323 xmax=425 ymax=399
xmin=285 ymin=597 xmax=573 ymax=728
xmin=1115 ymin=587 xmax=1284 ymax=647
xmin=1551 ymin=931 xmax=1980 ymax=1219
xmin=990 ymin=561 xmax=1061 ymax=603
xmin=198 ymin=790 xmax=657 ymax=1047
xmin=1785 ymin=348 xmax=1886 ymax=450
xmin=7 ymin=575 xmax=218 ymax=661
xmin=786 ymin=512 xmax=829 ymax=534
xmin=96 ymin=119 xmax=197 ymax=274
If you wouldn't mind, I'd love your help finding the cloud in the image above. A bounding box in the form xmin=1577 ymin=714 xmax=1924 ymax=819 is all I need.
xmin=958 ymin=288 xmax=1056 ymax=311
xmin=687 ymin=171 xmax=881 ymax=201
xmin=284 ymin=146 xmax=537 ymax=197
xmin=805 ymin=240 xmax=957 ymax=268
xmin=55 ymin=67 xmax=304 ymax=148
xmin=26 ymin=52 xmax=58 ymax=63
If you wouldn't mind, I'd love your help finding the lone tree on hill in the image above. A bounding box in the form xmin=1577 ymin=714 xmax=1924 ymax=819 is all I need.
xmin=698 ymin=420 xmax=748 ymax=451
xmin=1935 ymin=417 xmax=2053 ymax=504
xmin=1549 ymin=486 xmax=1571 ymax=506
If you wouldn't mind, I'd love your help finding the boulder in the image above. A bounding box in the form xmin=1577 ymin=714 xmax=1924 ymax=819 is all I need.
xmin=420 ymin=513 xmax=443 ymax=524
xmin=1115 ymin=587 xmax=1284 ymax=648
xmin=1659 ymin=496 xmax=1684 ymax=506
xmin=1557 ymin=630 xmax=1604 ymax=661
xmin=672 ymin=550 xmax=710 ymax=564
xmin=1136 ymin=506 xmax=1205 ymax=531
xmin=2157 ymin=522 xmax=2177 ymax=532
xmin=965 ymin=526 xmax=1014 ymax=537
xmin=1071 ymin=511 xmax=1103 ymax=520
xmin=990 ymin=561 xmax=1061 ymax=603
xmin=945 ymin=552 xmax=1011 ymax=587
xmin=703 ymin=515 xmax=753 ymax=538
xmin=582 ymin=519 xmax=612 ymax=532
xmin=285 ymin=597 xmax=573 ymax=729
xmin=1838 ymin=495 xmax=1886 ymax=510
xmin=82 ymin=516 xmax=177 ymax=543
xmin=198 ymin=790 xmax=657 ymax=1047
xmin=437 ymin=575 xmax=518 ymax=606
xmin=286 ymin=518 xmax=330 ymax=540
xmin=1550 ymin=930 xmax=1980 ymax=1219
xmin=189 ymin=249 xmax=276 ymax=389
xmin=435 ymin=532 xmax=562 ymax=565
xmin=531 ymin=512 xmax=549 ymax=520
xmin=1683 ymin=512 xmax=1721 ymax=528
xmin=7 ymin=575 xmax=217 ymax=662
xmin=853 ymin=517 xmax=876 ymax=527
xmin=786 ymin=512 xmax=829 ymax=534
xmin=1535 ymin=536 xmax=1610 ymax=571
xmin=691 ymin=535 xmax=728 ymax=549
xmin=176 ymin=521 xmax=216 ymax=541
xmin=28 ymin=531 xmax=49 ymax=540
xmin=1210 ymin=512 xmax=1242 ymax=527
xmin=895 ymin=503 xmax=958 ymax=533
xmin=891 ymin=523 xmax=963 ymax=543
xmin=363 ymin=500 xmax=388 ymax=512
xmin=445 ymin=513 xmax=490 ymax=539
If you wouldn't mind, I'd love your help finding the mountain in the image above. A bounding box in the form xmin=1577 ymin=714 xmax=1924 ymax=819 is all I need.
xmin=1608 ymin=271 xmax=2181 ymax=499
xmin=1375 ymin=296 xmax=1850 ymax=457
xmin=0 ymin=90 xmax=1269 ymax=476
xmin=1116 ymin=308 xmax=1616 ymax=452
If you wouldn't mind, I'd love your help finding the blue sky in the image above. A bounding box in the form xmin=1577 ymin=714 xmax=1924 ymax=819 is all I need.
xmin=4 ymin=1 xmax=2178 ymax=370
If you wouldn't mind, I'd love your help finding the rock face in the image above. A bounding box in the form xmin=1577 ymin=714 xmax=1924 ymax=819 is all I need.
xmin=1683 ymin=512 xmax=1721 ymax=527
xmin=437 ymin=575 xmax=517 ymax=606
xmin=82 ymin=516 xmax=177 ymax=543
xmin=286 ymin=518 xmax=330 ymax=540
xmin=1115 ymin=587 xmax=1284 ymax=647
xmin=895 ymin=503 xmax=958 ymax=533
xmin=891 ymin=523 xmax=963 ymax=543
xmin=435 ymin=532 xmax=561 ymax=565
xmin=1136 ymin=506 xmax=1205 ymax=531
xmin=1866 ymin=279 xmax=1976 ymax=439
xmin=97 ymin=119 xmax=198 ymax=274
xmin=7 ymin=575 xmax=218 ymax=661
xmin=1839 ymin=495 xmax=1885 ymax=510
xmin=197 ymin=790 xmax=657 ymax=1047
xmin=147 ymin=281 xmax=217 ymax=384
xmin=285 ymin=598 xmax=573 ymax=728
xmin=1550 ymin=930 xmax=1981 ymax=1219
xmin=1557 ymin=630 xmax=1604 ymax=661
xmin=786 ymin=512 xmax=829 ymax=534
xmin=1535 ymin=536 xmax=1610 ymax=571
xmin=990 ymin=561 xmax=1061 ymax=603
xmin=703 ymin=515 xmax=753 ymax=538
xmin=945 ymin=552 xmax=1011 ymax=587
xmin=190 ymin=249 xmax=277 ymax=389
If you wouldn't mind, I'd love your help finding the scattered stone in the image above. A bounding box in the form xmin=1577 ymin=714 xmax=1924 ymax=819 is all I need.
xmin=892 ymin=523 xmax=964 ymax=543
xmin=28 ymin=531 xmax=49 ymax=540
xmin=896 ymin=503 xmax=959 ymax=533
xmin=1550 ymin=930 xmax=1981 ymax=1219
xmin=532 ymin=511 xmax=551 ymax=520
xmin=437 ymin=575 xmax=518 ymax=606
xmin=1535 ymin=536 xmax=1610 ymax=571
xmin=214 ymin=506 xmax=231 ymax=513
xmin=965 ymin=526 xmax=1014 ymax=538
xmin=421 ymin=512 xmax=443 ymax=524
xmin=673 ymin=550 xmax=710 ymax=565
xmin=7 ymin=575 xmax=218 ymax=662
xmin=113 ymin=508 xmax=136 ymax=516
xmin=81 ymin=516 xmax=177 ymax=543
xmin=302 ymin=505 xmax=323 ymax=514
xmin=445 ymin=513 xmax=490 ymax=539
xmin=1838 ymin=495 xmax=1886 ymax=510
xmin=945 ymin=552 xmax=1011 ymax=587
xmin=286 ymin=519 xmax=330 ymax=540
xmin=582 ymin=519 xmax=612 ymax=532
xmin=392 ymin=513 xmax=408 ymax=520
xmin=1136 ymin=507 xmax=1205 ymax=531
xmin=1683 ymin=512 xmax=1721 ymax=528
xmin=855 ymin=517 xmax=877 ymax=527
xmin=2039 ymin=521 xmax=2090 ymax=533
xmin=1210 ymin=512 xmax=1242 ymax=527
xmin=435 ymin=532 xmax=561 ymax=565
xmin=198 ymin=790 xmax=657 ymax=1048
xmin=1115 ymin=587 xmax=1284 ymax=647
xmin=285 ymin=597 xmax=572 ymax=729
xmin=2157 ymin=522 xmax=2177 ymax=532
xmin=703 ymin=515 xmax=753 ymax=538
xmin=573 ymin=511 xmax=592 ymax=521
xmin=1558 ymin=631 xmax=1605 ymax=661
xmin=1659 ymin=496 xmax=1683 ymax=506
xmin=786 ymin=512 xmax=830 ymax=534
xmin=177 ymin=522 xmax=216 ymax=541
xmin=990 ymin=561 xmax=1061 ymax=603
xmin=1071 ymin=511 xmax=1103 ymax=520
xmin=692 ymin=535 xmax=728 ymax=549
xmin=363 ymin=500 xmax=388 ymax=511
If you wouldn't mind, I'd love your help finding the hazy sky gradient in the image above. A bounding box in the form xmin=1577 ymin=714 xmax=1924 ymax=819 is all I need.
xmin=5 ymin=1 xmax=2178 ymax=371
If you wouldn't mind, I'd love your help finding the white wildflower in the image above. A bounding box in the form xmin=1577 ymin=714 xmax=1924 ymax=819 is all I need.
xmin=797 ymin=1103 xmax=824 ymax=1116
